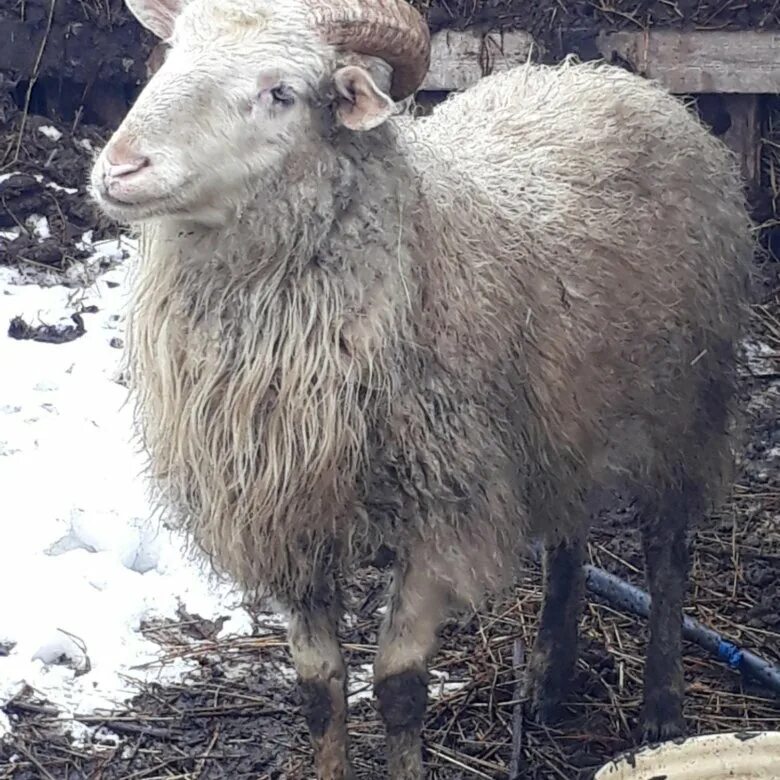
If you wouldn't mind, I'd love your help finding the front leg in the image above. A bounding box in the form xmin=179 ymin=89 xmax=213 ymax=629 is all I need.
xmin=374 ymin=546 xmax=453 ymax=780
xmin=288 ymin=591 xmax=353 ymax=780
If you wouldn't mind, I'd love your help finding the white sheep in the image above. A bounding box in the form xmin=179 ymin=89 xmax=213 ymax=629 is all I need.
xmin=90 ymin=1 xmax=753 ymax=777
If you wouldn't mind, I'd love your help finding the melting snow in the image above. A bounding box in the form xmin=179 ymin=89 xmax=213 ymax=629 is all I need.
xmin=38 ymin=125 xmax=63 ymax=142
xmin=23 ymin=214 xmax=51 ymax=240
xmin=31 ymin=174 xmax=79 ymax=195
xmin=0 ymin=239 xmax=256 ymax=733
xmin=348 ymin=665 xmax=465 ymax=704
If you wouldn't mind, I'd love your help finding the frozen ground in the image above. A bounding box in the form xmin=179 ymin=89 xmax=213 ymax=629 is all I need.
xmin=0 ymin=235 xmax=255 ymax=734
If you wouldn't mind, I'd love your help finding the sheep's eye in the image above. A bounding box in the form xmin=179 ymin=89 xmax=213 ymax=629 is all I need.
xmin=270 ymin=85 xmax=294 ymax=105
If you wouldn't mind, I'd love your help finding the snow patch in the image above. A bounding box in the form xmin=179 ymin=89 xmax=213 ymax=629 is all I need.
xmin=743 ymin=338 xmax=778 ymax=375
xmin=25 ymin=214 xmax=51 ymax=240
xmin=0 ymin=240 xmax=257 ymax=732
xmin=348 ymin=665 xmax=465 ymax=704
xmin=38 ymin=125 xmax=64 ymax=142
xmin=32 ymin=173 xmax=79 ymax=195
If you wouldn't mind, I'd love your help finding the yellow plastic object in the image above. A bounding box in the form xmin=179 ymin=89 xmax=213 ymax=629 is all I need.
xmin=594 ymin=732 xmax=780 ymax=779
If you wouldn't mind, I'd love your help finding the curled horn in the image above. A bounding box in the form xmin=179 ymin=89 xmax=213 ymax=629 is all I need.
xmin=302 ymin=0 xmax=431 ymax=101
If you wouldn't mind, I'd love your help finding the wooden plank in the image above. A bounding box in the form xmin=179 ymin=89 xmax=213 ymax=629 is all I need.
xmin=721 ymin=94 xmax=762 ymax=194
xmin=422 ymin=29 xmax=538 ymax=92
xmin=596 ymin=30 xmax=780 ymax=94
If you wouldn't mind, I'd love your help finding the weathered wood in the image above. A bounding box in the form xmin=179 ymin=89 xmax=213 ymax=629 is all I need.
xmin=422 ymin=29 xmax=538 ymax=91
xmin=596 ymin=30 xmax=780 ymax=94
xmin=721 ymin=94 xmax=762 ymax=194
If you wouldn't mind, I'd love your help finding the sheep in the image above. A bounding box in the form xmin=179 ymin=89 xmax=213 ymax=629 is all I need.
xmin=89 ymin=0 xmax=753 ymax=777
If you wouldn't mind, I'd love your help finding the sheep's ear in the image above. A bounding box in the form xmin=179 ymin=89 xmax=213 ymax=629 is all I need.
xmin=125 ymin=0 xmax=185 ymax=40
xmin=333 ymin=66 xmax=395 ymax=132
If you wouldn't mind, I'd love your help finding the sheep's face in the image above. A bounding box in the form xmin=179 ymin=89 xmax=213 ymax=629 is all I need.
xmin=90 ymin=0 xmax=396 ymax=225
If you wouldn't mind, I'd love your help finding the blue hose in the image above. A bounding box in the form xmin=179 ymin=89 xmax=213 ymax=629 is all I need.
xmin=583 ymin=563 xmax=780 ymax=697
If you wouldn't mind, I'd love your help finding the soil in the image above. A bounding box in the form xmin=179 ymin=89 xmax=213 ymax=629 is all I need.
xmin=0 ymin=3 xmax=778 ymax=778
xmin=0 ymin=0 xmax=154 ymax=125
xmin=412 ymin=0 xmax=780 ymax=59
xmin=0 ymin=110 xmax=115 ymax=276
xmin=413 ymin=0 xmax=780 ymax=32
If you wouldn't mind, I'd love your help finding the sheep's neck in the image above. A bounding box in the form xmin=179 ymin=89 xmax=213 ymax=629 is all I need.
xmin=126 ymin=150 xmax=414 ymax=592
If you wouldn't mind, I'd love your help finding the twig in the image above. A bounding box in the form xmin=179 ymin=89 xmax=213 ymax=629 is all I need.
xmin=16 ymin=743 xmax=56 ymax=780
xmin=77 ymin=717 xmax=177 ymax=740
xmin=508 ymin=638 xmax=525 ymax=780
xmin=5 ymin=0 xmax=57 ymax=167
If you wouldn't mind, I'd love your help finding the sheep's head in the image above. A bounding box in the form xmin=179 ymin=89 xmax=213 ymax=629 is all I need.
xmin=90 ymin=0 xmax=430 ymax=225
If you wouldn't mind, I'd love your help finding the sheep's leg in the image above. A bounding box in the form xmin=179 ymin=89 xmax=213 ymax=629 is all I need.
xmin=288 ymin=596 xmax=353 ymax=780
xmin=639 ymin=495 xmax=690 ymax=742
xmin=374 ymin=552 xmax=451 ymax=780
xmin=524 ymin=532 xmax=586 ymax=724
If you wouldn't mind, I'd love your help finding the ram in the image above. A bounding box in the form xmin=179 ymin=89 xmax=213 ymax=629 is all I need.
xmin=90 ymin=0 xmax=753 ymax=777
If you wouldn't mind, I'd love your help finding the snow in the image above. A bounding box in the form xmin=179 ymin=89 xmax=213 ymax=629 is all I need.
xmin=24 ymin=214 xmax=50 ymax=240
xmin=349 ymin=665 xmax=464 ymax=704
xmin=743 ymin=338 xmax=778 ymax=374
xmin=32 ymin=174 xmax=79 ymax=195
xmin=0 ymin=238 xmax=257 ymax=734
xmin=38 ymin=125 xmax=63 ymax=142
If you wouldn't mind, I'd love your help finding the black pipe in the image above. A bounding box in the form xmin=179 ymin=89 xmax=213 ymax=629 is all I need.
xmin=583 ymin=563 xmax=780 ymax=697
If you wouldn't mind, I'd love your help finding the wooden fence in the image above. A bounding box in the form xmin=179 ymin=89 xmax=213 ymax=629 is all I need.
xmin=421 ymin=29 xmax=780 ymax=194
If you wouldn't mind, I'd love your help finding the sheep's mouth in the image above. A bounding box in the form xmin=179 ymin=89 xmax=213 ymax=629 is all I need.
xmin=94 ymin=187 xmax=183 ymax=222
xmin=99 ymin=188 xmax=173 ymax=210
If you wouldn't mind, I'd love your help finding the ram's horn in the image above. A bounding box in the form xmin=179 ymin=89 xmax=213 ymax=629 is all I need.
xmin=303 ymin=0 xmax=431 ymax=101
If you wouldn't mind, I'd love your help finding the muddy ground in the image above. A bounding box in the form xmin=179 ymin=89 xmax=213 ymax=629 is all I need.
xmin=1 ymin=4 xmax=779 ymax=778
xmin=0 ymin=353 xmax=778 ymax=779
xmin=413 ymin=0 xmax=780 ymax=31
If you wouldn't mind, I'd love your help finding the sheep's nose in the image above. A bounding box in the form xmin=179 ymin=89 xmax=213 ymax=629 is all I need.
xmin=105 ymin=138 xmax=150 ymax=179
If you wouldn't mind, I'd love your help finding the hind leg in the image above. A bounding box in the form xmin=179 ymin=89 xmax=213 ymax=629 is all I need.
xmin=524 ymin=530 xmax=586 ymax=724
xmin=639 ymin=490 xmax=692 ymax=742
xmin=288 ymin=586 xmax=353 ymax=780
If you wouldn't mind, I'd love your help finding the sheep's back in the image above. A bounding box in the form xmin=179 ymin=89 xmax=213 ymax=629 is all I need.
xmin=402 ymin=60 xmax=752 ymax=524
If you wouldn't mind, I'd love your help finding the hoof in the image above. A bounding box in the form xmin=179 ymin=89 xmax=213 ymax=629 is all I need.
xmin=522 ymin=660 xmax=568 ymax=726
xmin=639 ymin=693 xmax=686 ymax=744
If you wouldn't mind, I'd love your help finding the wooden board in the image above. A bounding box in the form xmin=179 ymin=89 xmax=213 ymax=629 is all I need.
xmin=422 ymin=29 xmax=538 ymax=91
xmin=721 ymin=94 xmax=762 ymax=193
xmin=596 ymin=30 xmax=780 ymax=94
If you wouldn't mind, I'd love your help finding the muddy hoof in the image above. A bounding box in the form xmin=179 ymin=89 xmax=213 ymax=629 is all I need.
xmin=639 ymin=695 xmax=686 ymax=744
xmin=522 ymin=667 xmax=567 ymax=726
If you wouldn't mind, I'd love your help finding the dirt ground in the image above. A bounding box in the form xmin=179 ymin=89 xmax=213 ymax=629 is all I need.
xmin=415 ymin=0 xmax=780 ymax=34
xmin=411 ymin=0 xmax=780 ymax=59
xmin=0 ymin=332 xmax=778 ymax=778
xmin=1 ymin=4 xmax=779 ymax=779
